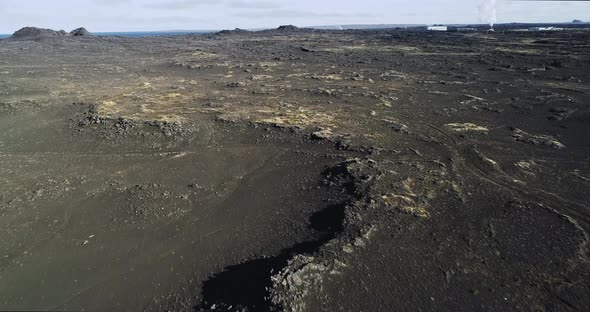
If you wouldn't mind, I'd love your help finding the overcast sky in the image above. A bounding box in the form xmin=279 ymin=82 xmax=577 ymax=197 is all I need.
xmin=0 ymin=0 xmax=588 ymax=33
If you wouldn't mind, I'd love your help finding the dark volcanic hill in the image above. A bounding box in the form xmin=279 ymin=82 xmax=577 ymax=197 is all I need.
xmin=70 ymin=27 xmax=93 ymax=36
xmin=9 ymin=26 xmax=93 ymax=40
xmin=11 ymin=27 xmax=67 ymax=39
xmin=276 ymin=25 xmax=300 ymax=32
xmin=216 ymin=28 xmax=249 ymax=36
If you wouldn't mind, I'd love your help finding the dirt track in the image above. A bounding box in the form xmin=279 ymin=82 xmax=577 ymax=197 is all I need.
xmin=0 ymin=28 xmax=589 ymax=311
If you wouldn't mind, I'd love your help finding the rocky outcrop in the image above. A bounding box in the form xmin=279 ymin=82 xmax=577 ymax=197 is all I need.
xmin=276 ymin=25 xmax=300 ymax=32
xmin=70 ymin=27 xmax=93 ymax=36
xmin=216 ymin=28 xmax=249 ymax=36
xmin=11 ymin=27 xmax=67 ymax=39
xmin=9 ymin=27 xmax=92 ymax=40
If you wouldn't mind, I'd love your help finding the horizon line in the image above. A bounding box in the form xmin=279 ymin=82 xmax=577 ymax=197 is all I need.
xmin=1 ymin=20 xmax=588 ymax=35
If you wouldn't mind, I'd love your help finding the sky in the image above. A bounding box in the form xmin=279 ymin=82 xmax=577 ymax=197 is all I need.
xmin=0 ymin=0 xmax=588 ymax=33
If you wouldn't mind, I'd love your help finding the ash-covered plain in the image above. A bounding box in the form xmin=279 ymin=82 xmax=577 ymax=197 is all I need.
xmin=0 ymin=26 xmax=589 ymax=311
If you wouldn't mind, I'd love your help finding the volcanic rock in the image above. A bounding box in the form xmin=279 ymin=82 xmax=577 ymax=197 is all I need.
xmin=276 ymin=25 xmax=300 ymax=32
xmin=11 ymin=27 xmax=67 ymax=39
xmin=70 ymin=27 xmax=93 ymax=36
xmin=216 ymin=28 xmax=249 ymax=36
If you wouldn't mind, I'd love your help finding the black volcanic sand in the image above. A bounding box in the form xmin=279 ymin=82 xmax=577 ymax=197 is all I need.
xmin=0 ymin=103 xmax=356 ymax=311
xmin=0 ymin=28 xmax=589 ymax=311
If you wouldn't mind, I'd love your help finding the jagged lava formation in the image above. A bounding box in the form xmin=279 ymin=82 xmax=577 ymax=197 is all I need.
xmin=8 ymin=26 xmax=93 ymax=40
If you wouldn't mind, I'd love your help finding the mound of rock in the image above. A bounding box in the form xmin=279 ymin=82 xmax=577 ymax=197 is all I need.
xmin=70 ymin=27 xmax=93 ymax=36
xmin=9 ymin=26 xmax=93 ymax=40
xmin=216 ymin=28 xmax=249 ymax=36
xmin=276 ymin=25 xmax=300 ymax=32
xmin=11 ymin=27 xmax=67 ymax=39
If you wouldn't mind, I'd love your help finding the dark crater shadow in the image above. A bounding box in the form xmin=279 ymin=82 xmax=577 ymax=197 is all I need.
xmin=309 ymin=203 xmax=345 ymax=233
xmin=321 ymin=163 xmax=359 ymax=197
xmin=196 ymin=203 xmax=347 ymax=311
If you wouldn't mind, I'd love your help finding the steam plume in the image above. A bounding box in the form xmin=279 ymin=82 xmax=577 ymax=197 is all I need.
xmin=479 ymin=0 xmax=497 ymax=29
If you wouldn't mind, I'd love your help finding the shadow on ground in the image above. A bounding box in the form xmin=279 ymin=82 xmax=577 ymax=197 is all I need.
xmin=196 ymin=203 xmax=346 ymax=311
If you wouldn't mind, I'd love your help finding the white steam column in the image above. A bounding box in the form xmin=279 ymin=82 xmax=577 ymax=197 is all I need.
xmin=479 ymin=0 xmax=497 ymax=31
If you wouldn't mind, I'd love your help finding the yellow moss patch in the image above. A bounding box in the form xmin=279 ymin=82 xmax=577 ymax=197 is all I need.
xmin=157 ymin=115 xmax=183 ymax=123
xmin=544 ymin=82 xmax=590 ymax=93
xmin=97 ymin=86 xmax=191 ymax=123
xmin=307 ymin=74 xmax=343 ymax=80
xmin=250 ymin=75 xmax=274 ymax=80
xmin=445 ymin=123 xmax=489 ymax=133
xmin=322 ymin=45 xmax=421 ymax=53
xmin=98 ymin=100 xmax=119 ymax=116
xmin=516 ymin=160 xmax=535 ymax=170
xmin=191 ymin=51 xmax=218 ymax=59
xmin=161 ymin=93 xmax=183 ymax=99
xmin=495 ymin=47 xmax=542 ymax=55
xmin=381 ymin=194 xmax=429 ymax=218
xmin=214 ymin=105 xmax=338 ymax=131
xmin=258 ymin=108 xmax=335 ymax=128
